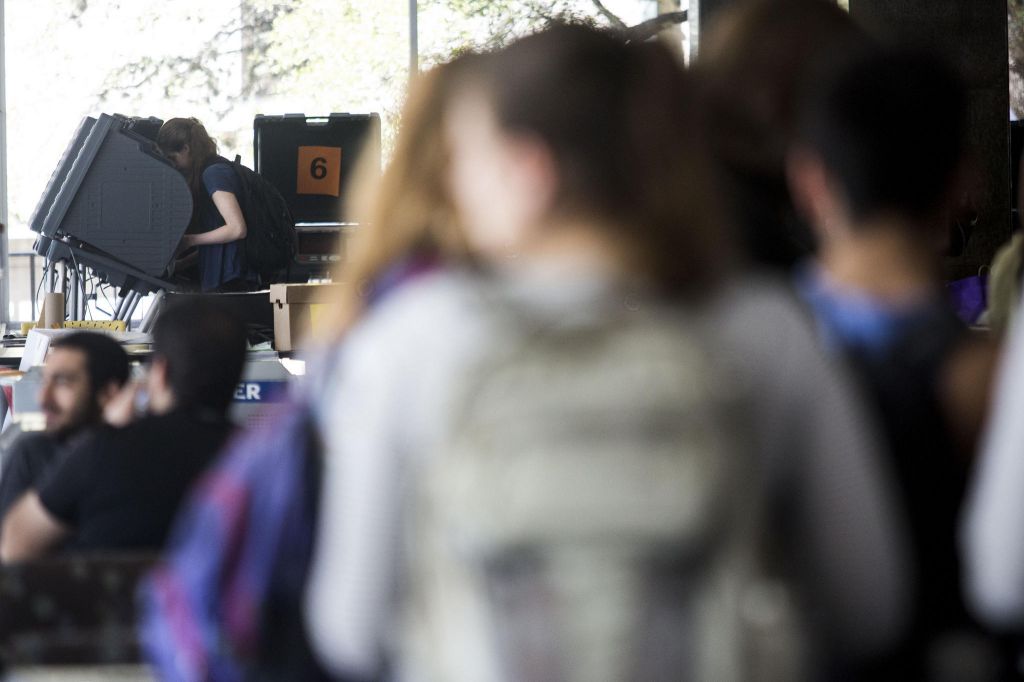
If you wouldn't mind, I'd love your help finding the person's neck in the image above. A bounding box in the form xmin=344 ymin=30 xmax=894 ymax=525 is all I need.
xmin=817 ymin=217 xmax=942 ymax=304
xmin=509 ymin=218 xmax=640 ymax=282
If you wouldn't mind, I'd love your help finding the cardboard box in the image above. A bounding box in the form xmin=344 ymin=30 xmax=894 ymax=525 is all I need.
xmin=270 ymin=283 xmax=342 ymax=351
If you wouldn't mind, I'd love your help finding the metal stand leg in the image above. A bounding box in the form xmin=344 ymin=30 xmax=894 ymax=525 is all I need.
xmin=139 ymin=291 xmax=165 ymax=334
xmin=123 ymin=293 xmax=143 ymax=327
xmin=113 ymin=292 xmax=130 ymax=321
xmin=76 ymin=266 xmax=87 ymax=320
xmin=59 ymin=263 xmax=68 ymax=321
xmin=70 ymin=268 xmax=79 ymax=322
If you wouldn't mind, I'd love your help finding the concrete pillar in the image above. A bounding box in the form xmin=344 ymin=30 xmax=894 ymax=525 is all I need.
xmin=849 ymin=0 xmax=1011 ymax=280
xmin=688 ymin=0 xmax=733 ymax=60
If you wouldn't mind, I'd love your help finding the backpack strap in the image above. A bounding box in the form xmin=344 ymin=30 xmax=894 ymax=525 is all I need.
xmin=199 ymin=154 xmax=232 ymax=174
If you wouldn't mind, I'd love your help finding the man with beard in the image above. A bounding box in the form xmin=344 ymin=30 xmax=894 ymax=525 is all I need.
xmin=0 ymin=333 xmax=129 ymax=530
xmin=0 ymin=298 xmax=245 ymax=560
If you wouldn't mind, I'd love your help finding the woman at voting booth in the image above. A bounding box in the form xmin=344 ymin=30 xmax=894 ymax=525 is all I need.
xmin=157 ymin=117 xmax=257 ymax=292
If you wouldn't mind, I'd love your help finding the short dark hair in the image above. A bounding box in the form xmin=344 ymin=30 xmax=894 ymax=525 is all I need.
xmin=151 ymin=297 xmax=247 ymax=414
xmin=698 ymin=0 xmax=873 ymax=270
xmin=50 ymin=331 xmax=130 ymax=393
xmin=798 ymin=47 xmax=968 ymax=225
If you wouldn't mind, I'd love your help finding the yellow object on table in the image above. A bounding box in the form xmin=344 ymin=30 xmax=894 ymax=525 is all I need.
xmin=22 ymin=319 xmax=128 ymax=335
xmin=63 ymin=320 xmax=128 ymax=332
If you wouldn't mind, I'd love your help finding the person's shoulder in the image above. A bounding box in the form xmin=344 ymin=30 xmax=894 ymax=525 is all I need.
xmin=9 ymin=430 xmax=58 ymax=457
xmin=73 ymin=417 xmax=163 ymax=455
xmin=707 ymin=270 xmax=819 ymax=340
xmin=65 ymin=423 xmax=123 ymax=456
xmin=357 ymin=268 xmax=482 ymax=338
xmin=92 ymin=414 xmax=220 ymax=458
xmin=201 ymin=157 xmax=232 ymax=175
xmin=4 ymin=430 xmax=59 ymax=477
xmin=702 ymin=270 xmax=845 ymax=385
xmin=201 ymin=159 xmax=239 ymax=191
xmin=332 ymin=268 xmax=488 ymax=382
xmin=120 ymin=411 xmax=198 ymax=435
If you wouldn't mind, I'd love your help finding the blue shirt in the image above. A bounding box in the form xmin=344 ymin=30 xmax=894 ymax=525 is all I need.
xmin=794 ymin=263 xmax=944 ymax=357
xmin=197 ymin=162 xmax=251 ymax=291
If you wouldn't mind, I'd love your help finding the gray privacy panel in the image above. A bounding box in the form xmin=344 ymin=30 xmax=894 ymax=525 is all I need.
xmin=28 ymin=116 xmax=96 ymax=235
xmin=36 ymin=114 xmax=192 ymax=277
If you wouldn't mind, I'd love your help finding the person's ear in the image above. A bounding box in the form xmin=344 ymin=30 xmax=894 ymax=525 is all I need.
xmin=786 ymin=147 xmax=841 ymax=238
xmin=95 ymin=380 xmax=122 ymax=410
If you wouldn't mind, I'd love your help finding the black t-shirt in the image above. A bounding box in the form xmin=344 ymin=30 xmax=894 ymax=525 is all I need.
xmin=38 ymin=410 xmax=233 ymax=552
xmin=0 ymin=431 xmax=62 ymax=524
xmin=842 ymin=302 xmax=971 ymax=635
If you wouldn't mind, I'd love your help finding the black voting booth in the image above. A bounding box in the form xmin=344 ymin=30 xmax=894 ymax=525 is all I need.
xmin=30 ymin=113 xmax=192 ymax=321
xmin=28 ymin=112 xmax=381 ymax=324
xmin=254 ymin=113 xmax=381 ymax=280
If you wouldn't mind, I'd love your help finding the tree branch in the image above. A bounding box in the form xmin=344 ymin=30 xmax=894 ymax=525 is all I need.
xmin=624 ymin=10 xmax=688 ymax=43
xmin=590 ymin=0 xmax=628 ymax=29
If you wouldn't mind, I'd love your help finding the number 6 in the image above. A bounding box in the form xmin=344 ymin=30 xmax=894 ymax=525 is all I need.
xmin=311 ymin=157 xmax=328 ymax=180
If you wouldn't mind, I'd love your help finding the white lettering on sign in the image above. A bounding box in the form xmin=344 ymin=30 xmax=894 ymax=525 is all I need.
xmin=234 ymin=383 xmax=262 ymax=401
xmin=233 ymin=381 xmax=287 ymax=403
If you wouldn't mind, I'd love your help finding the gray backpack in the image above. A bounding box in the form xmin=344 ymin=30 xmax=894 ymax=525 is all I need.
xmin=404 ymin=289 xmax=800 ymax=682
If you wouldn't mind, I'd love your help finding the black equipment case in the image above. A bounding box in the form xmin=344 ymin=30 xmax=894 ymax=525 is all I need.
xmin=253 ymin=113 xmax=381 ymax=225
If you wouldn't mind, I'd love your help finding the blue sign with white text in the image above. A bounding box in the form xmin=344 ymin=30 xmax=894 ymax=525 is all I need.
xmin=233 ymin=381 xmax=288 ymax=403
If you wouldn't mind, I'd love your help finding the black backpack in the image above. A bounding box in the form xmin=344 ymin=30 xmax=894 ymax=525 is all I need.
xmin=225 ymin=155 xmax=296 ymax=283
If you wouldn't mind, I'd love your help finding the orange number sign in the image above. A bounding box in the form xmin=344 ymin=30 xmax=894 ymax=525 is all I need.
xmin=296 ymin=145 xmax=342 ymax=197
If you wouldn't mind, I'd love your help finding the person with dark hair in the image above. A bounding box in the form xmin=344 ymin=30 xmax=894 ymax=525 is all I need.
xmin=148 ymin=297 xmax=249 ymax=415
xmin=0 ymin=332 xmax=129 ymax=531
xmin=697 ymin=0 xmax=873 ymax=273
xmin=0 ymin=299 xmax=247 ymax=561
xmin=48 ymin=333 xmax=132 ymax=417
xmin=157 ymin=117 xmax=256 ymax=292
xmin=787 ymin=47 xmax=986 ymax=675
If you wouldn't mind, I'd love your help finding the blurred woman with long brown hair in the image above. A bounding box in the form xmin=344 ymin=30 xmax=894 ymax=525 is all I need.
xmin=304 ymin=23 xmax=908 ymax=681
